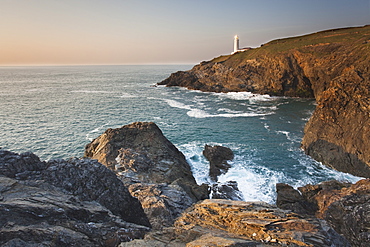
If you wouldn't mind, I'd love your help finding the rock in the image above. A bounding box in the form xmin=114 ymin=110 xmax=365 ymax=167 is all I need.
xmin=43 ymin=158 xmax=150 ymax=227
xmin=0 ymin=176 xmax=149 ymax=247
xmin=276 ymin=183 xmax=317 ymax=215
xmin=159 ymin=25 xmax=370 ymax=178
xmin=0 ymin=149 xmax=150 ymax=227
xmin=186 ymin=234 xmax=266 ymax=247
xmin=170 ymin=199 xmax=348 ymax=246
xmin=276 ymin=179 xmax=370 ymax=246
xmin=0 ymin=150 xmax=151 ymax=246
xmin=0 ymin=149 xmax=46 ymax=178
xmin=203 ymin=145 xmax=234 ymax=181
xmin=127 ymin=182 xmax=194 ymax=230
xmin=84 ymin=122 xmax=209 ymax=229
xmin=84 ymin=122 xmax=193 ymax=185
xmin=211 ymin=181 xmax=243 ymax=201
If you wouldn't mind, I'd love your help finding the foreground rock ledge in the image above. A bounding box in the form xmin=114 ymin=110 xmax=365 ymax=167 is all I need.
xmin=124 ymin=199 xmax=349 ymax=247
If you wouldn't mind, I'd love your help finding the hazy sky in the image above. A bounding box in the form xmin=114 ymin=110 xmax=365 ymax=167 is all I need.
xmin=1 ymin=0 xmax=369 ymax=65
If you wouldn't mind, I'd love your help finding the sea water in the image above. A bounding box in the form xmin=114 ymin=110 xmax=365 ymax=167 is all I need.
xmin=0 ymin=65 xmax=360 ymax=203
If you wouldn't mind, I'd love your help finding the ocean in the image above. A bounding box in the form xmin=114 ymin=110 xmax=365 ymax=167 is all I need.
xmin=0 ymin=65 xmax=360 ymax=203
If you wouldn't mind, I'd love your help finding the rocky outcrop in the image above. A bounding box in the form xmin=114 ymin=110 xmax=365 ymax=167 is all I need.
xmin=84 ymin=122 xmax=209 ymax=229
xmin=125 ymin=199 xmax=349 ymax=246
xmin=276 ymin=179 xmax=370 ymax=246
xmin=0 ymin=149 xmax=149 ymax=246
xmin=203 ymin=144 xmax=234 ymax=181
xmin=211 ymin=181 xmax=244 ymax=201
xmin=159 ymin=25 xmax=370 ymax=178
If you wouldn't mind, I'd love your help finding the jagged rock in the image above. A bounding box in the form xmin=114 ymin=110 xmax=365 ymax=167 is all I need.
xmin=159 ymin=25 xmax=370 ymax=178
xmin=0 ymin=150 xmax=46 ymax=178
xmin=276 ymin=179 xmax=370 ymax=246
xmin=0 ymin=149 xmax=149 ymax=227
xmin=0 ymin=176 xmax=149 ymax=247
xmin=0 ymin=149 xmax=151 ymax=246
xmin=203 ymin=144 xmax=234 ymax=181
xmin=211 ymin=181 xmax=243 ymax=201
xmin=84 ymin=122 xmax=209 ymax=229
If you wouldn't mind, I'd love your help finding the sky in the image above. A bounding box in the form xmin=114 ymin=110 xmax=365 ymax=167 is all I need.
xmin=1 ymin=0 xmax=370 ymax=66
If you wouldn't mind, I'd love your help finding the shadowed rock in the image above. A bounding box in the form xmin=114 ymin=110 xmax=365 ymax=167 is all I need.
xmin=0 ymin=150 xmax=150 ymax=246
xmin=203 ymin=144 xmax=234 ymax=181
xmin=211 ymin=181 xmax=243 ymax=201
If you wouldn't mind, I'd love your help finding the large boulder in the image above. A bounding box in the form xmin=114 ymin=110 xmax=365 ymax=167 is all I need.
xmin=0 ymin=149 xmax=150 ymax=246
xmin=276 ymin=179 xmax=370 ymax=246
xmin=84 ymin=122 xmax=209 ymax=229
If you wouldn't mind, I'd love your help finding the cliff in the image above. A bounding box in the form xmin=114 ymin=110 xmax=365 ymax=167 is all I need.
xmin=159 ymin=25 xmax=370 ymax=178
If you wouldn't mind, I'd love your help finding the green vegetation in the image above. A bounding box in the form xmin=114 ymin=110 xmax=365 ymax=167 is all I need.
xmin=213 ymin=25 xmax=370 ymax=66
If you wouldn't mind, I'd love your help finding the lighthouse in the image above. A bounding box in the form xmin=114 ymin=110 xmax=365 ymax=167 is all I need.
xmin=233 ymin=35 xmax=239 ymax=53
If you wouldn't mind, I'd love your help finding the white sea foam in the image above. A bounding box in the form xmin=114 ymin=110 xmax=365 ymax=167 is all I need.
xmin=86 ymin=122 xmax=111 ymax=141
xmin=179 ymin=142 xmax=211 ymax=185
xmin=180 ymin=142 xmax=285 ymax=203
xmin=163 ymin=99 xmax=192 ymax=110
xmin=118 ymin=93 xmax=136 ymax=98
xmin=217 ymin=91 xmax=274 ymax=103
xmin=163 ymin=98 xmax=274 ymax=118
xmin=218 ymin=164 xmax=284 ymax=203
xmin=276 ymin=130 xmax=290 ymax=139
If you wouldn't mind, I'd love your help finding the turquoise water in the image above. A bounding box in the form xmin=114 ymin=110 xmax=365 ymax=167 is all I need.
xmin=0 ymin=65 xmax=359 ymax=203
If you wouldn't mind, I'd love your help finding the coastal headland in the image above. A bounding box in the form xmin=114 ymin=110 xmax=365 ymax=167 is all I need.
xmin=159 ymin=25 xmax=370 ymax=178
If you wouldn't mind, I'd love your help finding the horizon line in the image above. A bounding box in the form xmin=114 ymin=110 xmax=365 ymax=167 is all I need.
xmin=0 ymin=63 xmax=197 ymax=67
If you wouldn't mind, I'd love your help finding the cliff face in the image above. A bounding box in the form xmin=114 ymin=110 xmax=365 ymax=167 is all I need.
xmin=159 ymin=25 xmax=370 ymax=178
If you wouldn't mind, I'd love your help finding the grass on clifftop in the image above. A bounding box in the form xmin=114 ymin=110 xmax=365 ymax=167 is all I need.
xmin=212 ymin=25 xmax=370 ymax=66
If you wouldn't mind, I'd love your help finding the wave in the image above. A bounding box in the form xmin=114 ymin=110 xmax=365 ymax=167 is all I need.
xmin=117 ymin=93 xmax=136 ymax=98
xmin=163 ymin=99 xmax=193 ymax=110
xmin=86 ymin=122 xmax=111 ymax=141
xmin=217 ymin=91 xmax=274 ymax=103
xmin=163 ymin=98 xmax=275 ymax=118
xmin=71 ymin=90 xmax=115 ymax=94
xmin=187 ymin=110 xmax=274 ymax=118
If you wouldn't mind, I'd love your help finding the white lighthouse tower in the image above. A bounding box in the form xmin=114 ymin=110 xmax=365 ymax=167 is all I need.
xmin=233 ymin=35 xmax=240 ymax=53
